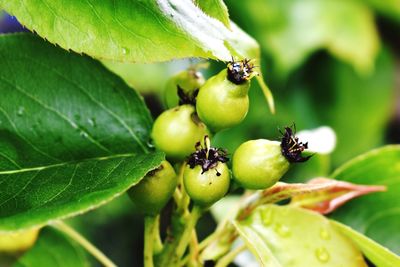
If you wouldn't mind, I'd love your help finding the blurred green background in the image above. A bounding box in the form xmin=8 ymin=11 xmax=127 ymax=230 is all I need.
xmin=1 ymin=0 xmax=399 ymax=266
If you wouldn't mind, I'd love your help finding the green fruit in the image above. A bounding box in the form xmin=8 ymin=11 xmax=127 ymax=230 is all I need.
xmin=128 ymin=161 xmax=177 ymax=215
xmin=164 ymin=70 xmax=205 ymax=108
xmin=0 ymin=228 xmax=39 ymax=253
xmin=151 ymin=105 xmax=210 ymax=161
xmin=232 ymin=139 xmax=290 ymax=190
xmin=196 ymin=68 xmax=250 ymax=132
xmin=183 ymin=162 xmax=230 ymax=207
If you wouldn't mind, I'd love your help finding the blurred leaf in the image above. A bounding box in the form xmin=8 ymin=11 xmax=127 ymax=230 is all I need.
xmin=102 ymin=61 xmax=174 ymax=94
xmin=320 ymin=49 xmax=395 ymax=165
xmin=0 ymin=33 xmax=163 ymax=231
xmin=0 ymin=0 xmax=258 ymax=62
xmin=234 ymin=205 xmax=367 ymax=266
xmin=195 ymin=0 xmax=231 ymax=29
xmin=330 ymin=145 xmax=400 ymax=255
xmin=364 ymin=0 xmax=400 ymax=22
xmin=13 ymin=228 xmax=89 ymax=267
xmin=331 ymin=220 xmax=400 ymax=267
xmin=210 ymin=195 xmax=241 ymax=223
xmin=226 ymin=0 xmax=379 ymax=75
xmin=214 ymin=48 xmax=394 ymax=169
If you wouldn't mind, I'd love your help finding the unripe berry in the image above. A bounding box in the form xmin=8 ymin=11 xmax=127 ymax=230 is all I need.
xmin=232 ymin=140 xmax=289 ymax=190
xmin=196 ymin=59 xmax=255 ymax=132
xmin=151 ymin=105 xmax=210 ymax=161
xmin=184 ymin=163 xmax=230 ymax=207
xmin=233 ymin=126 xmax=311 ymax=190
xmin=128 ymin=161 xmax=177 ymax=215
xmin=183 ymin=136 xmax=230 ymax=207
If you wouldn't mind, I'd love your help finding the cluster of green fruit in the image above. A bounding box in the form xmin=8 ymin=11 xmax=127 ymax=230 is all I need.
xmin=129 ymin=59 xmax=309 ymax=215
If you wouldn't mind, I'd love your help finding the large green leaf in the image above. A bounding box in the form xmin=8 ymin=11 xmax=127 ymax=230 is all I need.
xmin=226 ymin=0 xmax=379 ymax=75
xmin=331 ymin=220 xmax=400 ymax=267
xmin=331 ymin=145 xmax=400 ymax=254
xmin=13 ymin=228 xmax=89 ymax=267
xmin=195 ymin=0 xmax=231 ymax=29
xmin=234 ymin=205 xmax=367 ymax=267
xmin=0 ymin=0 xmax=258 ymax=62
xmin=0 ymin=33 xmax=164 ymax=231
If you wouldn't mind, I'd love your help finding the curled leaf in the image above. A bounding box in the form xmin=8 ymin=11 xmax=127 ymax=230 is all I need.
xmin=290 ymin=178 xmax=386 ymax=214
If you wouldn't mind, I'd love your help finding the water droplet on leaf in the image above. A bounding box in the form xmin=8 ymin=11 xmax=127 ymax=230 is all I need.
xmin=80 ymin=131 xmax=88 ymax=138
xmin=261 ymin=208 xmax=274 ymax=226
xmin=315 ymin=247 xmax=330 ymax=263
xmin=122 ymin=47 xmax=129 ymax=55
xmin=274 ymin=223 xmax=291 ymax=237
xmin=17 ymin=106 xmax=25 ymax=116
xmin=320 ymin=229 xmax=331 ymax=240
xmin=88 ymin=118 xmax=96 ymax=127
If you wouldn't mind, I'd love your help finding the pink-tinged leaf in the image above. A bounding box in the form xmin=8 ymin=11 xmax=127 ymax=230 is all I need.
xmin=237 ymin=181 xmax=340 ymax=220
xmin=290 ymin=178 xmax=386 ymax=214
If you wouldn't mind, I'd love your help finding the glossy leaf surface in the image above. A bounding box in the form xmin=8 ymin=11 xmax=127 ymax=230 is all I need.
xmin=0 ymin=33 xmax=163 ymax=231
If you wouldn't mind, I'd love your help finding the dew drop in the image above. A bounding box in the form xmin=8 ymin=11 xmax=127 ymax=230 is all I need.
xmin=17 ymin=106 xmax=25 ymax=116
xmin=88 ymin=118 xmax=96 ymax=127
xmin=315 ymin=247 xmax=330 ymax=263
xmin=80 ymin=131 xmax=89 ymax=138
xmin=121 ymin=47 xmax=130 ymax=55
xmin=146 ymin=141 xmax=155 ymax=148
xmin=274 ymin=223 xmax=291 ymax=237
xmin=261 ymin=208 xmax=274 ymax=226
xmin=320 ymin=229 xmax=331 ymax=240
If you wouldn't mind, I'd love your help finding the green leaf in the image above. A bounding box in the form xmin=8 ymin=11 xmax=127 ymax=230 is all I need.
xmin=232 ymin=220 xmax=281 ymax=267
xmin=1 ymin=0 xmax=276 ymax=113
xmin=13 ymin=228 xmax=89 ymax=267
xmin=235 ymin=205 xmax=367 ymax=267
xmin=331 ymin=145 xmax=400 ymax=254
xmin=226 ymin=0 xmax=379 ymax=75
xmin=195 ymin=0 xmax=231 ymax=29
xmin=331 ymin=220 xmax=400 ymax=267
xmin=0 ymin=33 xmax=164 ymax=231
xmin=364 ymin=0 xmax=400 ymax=22
xmin=0 ymin=0 xmax=257 ymax=62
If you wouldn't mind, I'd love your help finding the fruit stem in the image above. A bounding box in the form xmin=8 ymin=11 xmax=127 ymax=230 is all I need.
xmin=174 ymin=205 xmax=203 ymax=261
xmin=177 ymin=163 xmax=190 ymax=215
xmin=153 ymin=215 xmax=163 ymax=254
xmin=215 ymin=244 xmax=246 ymax=267
xmin=144 ymin=216 xmax=158 ymax=267
xmin=159 ymin=205 xmax=203 ymax=267
xmin=198 ymin=230 xmax=220 ymax=251
xmin=52 ymin=221 xmax=117 ymax=267
xmin=188 ymin=230 xmax=200 ymax=265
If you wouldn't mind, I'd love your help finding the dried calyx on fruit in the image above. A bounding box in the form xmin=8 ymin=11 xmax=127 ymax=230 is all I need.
xmin=187 ymin=135 xmax=229 ymax=175
xmin=164 ymin=69 xmax=205 ymax=109
xmin=184 ymin=136 xmax=231 ymax=206
xmin=280 ymin=125 xmax=312 ymax=163
xmin=177 ymin=85 xmax=199 ymax=106
xmin=227 ymin=58 xmax=256 ymax=84
xmin=232 ymin=125 xmax=311 ymax=190
xmin=196 ymin=58 xmax=257 ymax=132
